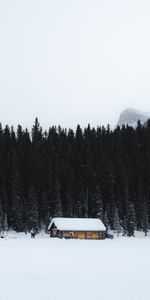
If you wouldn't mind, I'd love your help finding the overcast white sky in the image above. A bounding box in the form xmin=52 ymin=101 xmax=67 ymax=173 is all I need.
xmin=0 ymin=0 xmax=150 ymax=130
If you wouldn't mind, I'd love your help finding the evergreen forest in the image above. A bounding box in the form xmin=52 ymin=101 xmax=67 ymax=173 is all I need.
xmin=0 ymin=118 xmax=150 ymax=236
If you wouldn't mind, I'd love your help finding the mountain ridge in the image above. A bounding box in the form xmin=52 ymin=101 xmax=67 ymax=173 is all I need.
xmin=117 ymin=108 xmax=150 ymax=127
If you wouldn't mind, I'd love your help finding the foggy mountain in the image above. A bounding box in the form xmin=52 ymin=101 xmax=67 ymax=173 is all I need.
xmin=117 ymin=108 xmax=150 ymax=127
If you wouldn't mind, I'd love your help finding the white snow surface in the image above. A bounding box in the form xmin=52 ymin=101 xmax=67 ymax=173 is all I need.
xmin=48 ymin=217 xmax=106 ymax=231
xmin=0 ymin=231 xmax=150 ymax=300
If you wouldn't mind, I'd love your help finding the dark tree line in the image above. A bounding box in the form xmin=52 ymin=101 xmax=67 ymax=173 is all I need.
xmin=0 ymin=118 xmax=150 ymax=236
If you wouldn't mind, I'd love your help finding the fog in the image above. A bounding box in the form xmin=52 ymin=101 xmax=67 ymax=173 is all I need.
xmin=0 ymin=0 xmax=150 ymax=129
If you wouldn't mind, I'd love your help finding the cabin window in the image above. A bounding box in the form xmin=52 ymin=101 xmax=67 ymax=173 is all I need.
xmin=63 ymin=231 xmax=73 ymax=238
xmin=86 ymin=232 xmax=92 ymax=239
xmin=99 ymin=232 xmax=103 ymax=238
xmin=91 ymin=232 xmax=99 ymax=239
xmin=74 ymin=232 xmax=78 ymax=239
xmin=77 ymin=233 xmax=86 ymax=239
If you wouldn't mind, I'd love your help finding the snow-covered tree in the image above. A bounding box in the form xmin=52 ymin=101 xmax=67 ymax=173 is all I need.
xmin=0 ymin=197 xmax=3 ymax=233
xmin=122 ymin=217 xmax=127 ymax=236
xmin=11 ymin=166 xmax=25 ymax=232
xmin=141 ymin=202 xmax=149 ymax=236
xmin=3 ymin=213 xmax=8 ymax=233
xmin=103 ymin=211 xmax=109 ymax=232
xmin=127 ymin=202 xmax=137 ymax=237
xmin=94 ymin=185 xmax=103 ymax=221
xmin=54 ymin=179 xmax=63 ymax=217
xmin=113 ymin=207 xmax=122 ymax=236
xmin=28 ymin=186 xmax=39 ymax=232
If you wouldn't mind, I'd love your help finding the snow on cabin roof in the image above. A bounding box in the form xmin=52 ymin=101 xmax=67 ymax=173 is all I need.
xmin=48 ymin=218 xmax=106 ymax=231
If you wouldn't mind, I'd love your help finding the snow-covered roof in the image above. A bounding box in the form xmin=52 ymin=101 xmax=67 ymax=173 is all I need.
xmin=48 ymin=218 xmax=106 ymax=231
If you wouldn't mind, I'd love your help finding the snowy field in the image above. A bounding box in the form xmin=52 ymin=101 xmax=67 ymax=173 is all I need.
xmin=0 ymin=232 xmax=150 ymax=300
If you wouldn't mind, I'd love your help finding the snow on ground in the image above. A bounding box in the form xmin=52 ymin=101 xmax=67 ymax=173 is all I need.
xmin=0 ymin=232 xmax=150 ymax=300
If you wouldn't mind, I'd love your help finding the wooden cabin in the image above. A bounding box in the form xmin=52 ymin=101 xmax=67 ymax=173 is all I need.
xmin=48 ymin=218 xmax=106 ymax=240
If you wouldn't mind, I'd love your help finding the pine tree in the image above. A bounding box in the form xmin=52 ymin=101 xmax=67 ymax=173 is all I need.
xmin=0 ymin=118 xmax=149 ymax=234
xmin=94 ymin=185 xmax=103 ymax=221
xmin=31 ymin=117 xmax=42 ymax=144
xmin=127 ymin=202 xmax=137 ymax=237
xmin=103 ymin=211 xmax=109 ymax=232
xmin=0 ymin=197 xmax=3 ymax=233
xmin=54 ymin=179 xmax=63 ymax=217
xmin=10 ymin=156 xmax=25 ymax=232
xmin=65 ymin=187 xmax=74 ymax=217
xmin=3 ymin=213 xmax=8 ymax=233
xmin=141 ymin=202 xmax=149 ymax=236
xmin=28 ymin=186 xmax=39 ymax=232
xmin=122 ymin=216 xmax=127 ymax=236
xmin=113 ymin=207 xmax=121 ymax=236
xmin=40 ymin=190 xmax=51 ymax=231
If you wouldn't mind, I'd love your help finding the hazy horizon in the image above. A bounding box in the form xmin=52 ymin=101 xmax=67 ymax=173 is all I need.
xmin=0 ymin=1 xmax=150 ymax=130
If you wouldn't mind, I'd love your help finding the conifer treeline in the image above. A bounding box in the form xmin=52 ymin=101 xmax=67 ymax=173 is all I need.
xmin=0 ymin=118 xmax=150 ymax=235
